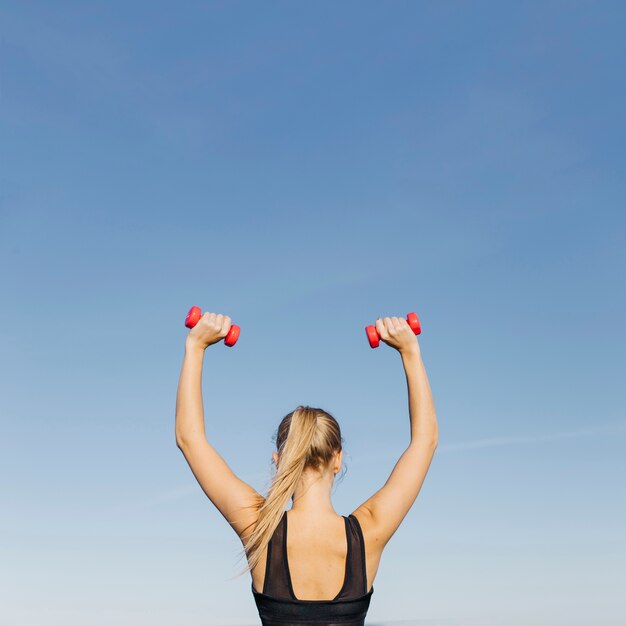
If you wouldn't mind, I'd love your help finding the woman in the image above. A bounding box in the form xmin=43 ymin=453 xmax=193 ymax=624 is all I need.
xmin=175 ymin=312 xmax=438 ymax=626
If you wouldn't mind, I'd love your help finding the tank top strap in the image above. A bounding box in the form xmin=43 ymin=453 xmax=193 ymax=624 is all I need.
xmin=262 ymin=511 xmax=291 ymax=598
xmin=336 ymin=514 xmax=368 ymax=599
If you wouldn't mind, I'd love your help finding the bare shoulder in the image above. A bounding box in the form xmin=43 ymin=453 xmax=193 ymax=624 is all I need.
xmin=350 ymin=505 xmax=385 ymax=555
xmin=349 ymin=506 xmax=386 ymax=592
xmin=177 ymin=436 xmax=265 ymax=539
xmin=350 ymin=440 xmax=437 ymax=549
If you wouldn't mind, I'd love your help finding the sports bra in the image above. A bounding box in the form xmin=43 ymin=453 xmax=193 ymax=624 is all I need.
xmin=252 ymin=511 xmax=374 ymax=626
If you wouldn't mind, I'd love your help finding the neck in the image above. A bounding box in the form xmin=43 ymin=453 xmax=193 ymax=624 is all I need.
xmin=290 ymin=469 xmax=337 ymax=515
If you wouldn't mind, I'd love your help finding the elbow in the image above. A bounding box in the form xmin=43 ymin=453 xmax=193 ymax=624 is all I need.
xmin=412 ymin=429 xmax=438 ymax=449
xmin=430 ymin=420 xmax=439 ymax=448
xmin=175 ymin=430 xmax=189 ymax=449
xmin=175 ymin=421 xmax=190 ymax=448
xmin=175 ymin=429 xmax=203 ymax=449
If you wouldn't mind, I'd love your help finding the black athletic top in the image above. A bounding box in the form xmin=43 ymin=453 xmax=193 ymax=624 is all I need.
xmin=252 ymin=511 xmax=374 ymax=626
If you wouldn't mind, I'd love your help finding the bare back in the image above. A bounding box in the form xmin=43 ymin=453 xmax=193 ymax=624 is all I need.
xmin=250 ymin=509 xmax=380 ymax=599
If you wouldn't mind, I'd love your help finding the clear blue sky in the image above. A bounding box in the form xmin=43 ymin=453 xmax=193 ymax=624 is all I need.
xmin=1 ymin=2 xmax=625 ymax=625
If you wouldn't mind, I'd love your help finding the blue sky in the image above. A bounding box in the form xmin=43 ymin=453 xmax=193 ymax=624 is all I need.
xmin=1 ymin=2 xmax=625 ymax=625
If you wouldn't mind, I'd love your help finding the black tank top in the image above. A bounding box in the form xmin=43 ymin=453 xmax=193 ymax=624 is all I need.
xmin=252 ymin=511 xmax=374 ymax=626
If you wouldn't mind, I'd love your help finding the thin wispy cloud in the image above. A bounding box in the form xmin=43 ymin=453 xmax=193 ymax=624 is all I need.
xmin=109 ymin=470 xmax=271 ymax=513
xmin=438 ymin=420 xmax=626 ymax=452
xmin=136 ymin=421 xmax=626 ymax=509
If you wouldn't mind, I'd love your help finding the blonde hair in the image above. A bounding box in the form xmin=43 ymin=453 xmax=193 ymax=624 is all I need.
xmin=239 ymin=405 xmax=343 ymax=575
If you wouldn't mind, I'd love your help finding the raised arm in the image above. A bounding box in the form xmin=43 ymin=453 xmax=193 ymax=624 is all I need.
xmin=352 ymin=316 xmax=438 ymax=549
xmin=175 ymin=312 xmax=263 ymax=540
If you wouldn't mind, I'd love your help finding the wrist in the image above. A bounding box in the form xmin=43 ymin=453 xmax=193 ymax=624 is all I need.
xmin=185 ymin=337 xmax=206 ymax=354
xmin=400 ymin=345 xmax=421 ymax=360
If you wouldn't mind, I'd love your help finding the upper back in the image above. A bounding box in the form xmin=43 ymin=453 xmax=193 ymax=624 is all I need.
xmin=251 ymin=510 xmax=374 ymax=625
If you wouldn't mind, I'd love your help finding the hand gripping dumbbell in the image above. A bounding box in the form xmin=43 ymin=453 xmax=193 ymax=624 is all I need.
xmin=365 ymin=312 xmax=421 ymax=348
xmin=184 ymin=306 xmax=241 ymax=347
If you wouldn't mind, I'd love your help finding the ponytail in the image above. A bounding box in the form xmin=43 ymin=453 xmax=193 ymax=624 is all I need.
xmin=238 ymin=405 xmax=342 ymax=575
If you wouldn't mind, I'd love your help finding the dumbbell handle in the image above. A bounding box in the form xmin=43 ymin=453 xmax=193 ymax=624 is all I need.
xmin=184 ymin=306 xmax=240 ymax=347
xmin=365 ymin=312 xmax=421 ymax=349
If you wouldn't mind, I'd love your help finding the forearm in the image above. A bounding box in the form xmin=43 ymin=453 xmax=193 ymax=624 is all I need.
xmin=400 ymin=347 xmax=438 ymax=444
xmin=175 ymin=339 xmax=206 ymax=445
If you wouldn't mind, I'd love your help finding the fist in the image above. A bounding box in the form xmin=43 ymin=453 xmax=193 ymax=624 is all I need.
xmin=375 ymin=316 xmax=419 ymax=353
xmin=187 ymin=312 xmax=232 ymax=350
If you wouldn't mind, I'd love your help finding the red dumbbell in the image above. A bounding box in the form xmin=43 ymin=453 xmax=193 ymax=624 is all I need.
xmin=184 ymin=306 xmax=240 ymax=347
xmin=365 ymin=312 xmax=421 ymax=349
